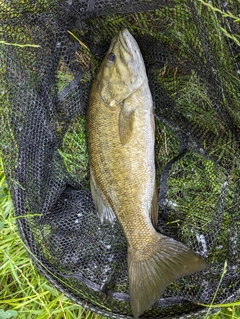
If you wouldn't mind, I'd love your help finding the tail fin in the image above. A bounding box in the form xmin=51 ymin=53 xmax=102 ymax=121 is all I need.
xmin=128 ymin=235 xmax=207 ymax=318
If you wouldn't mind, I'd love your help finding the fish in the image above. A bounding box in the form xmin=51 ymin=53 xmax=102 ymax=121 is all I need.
xmin=87 ymin=29 xmax=206 ymax=318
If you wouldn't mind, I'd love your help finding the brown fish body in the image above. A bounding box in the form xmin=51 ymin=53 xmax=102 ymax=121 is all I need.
xmin=87 ymin=29 xmax=206 ymax=318
xmin=88 ymin=78 xmax=157 ymax=249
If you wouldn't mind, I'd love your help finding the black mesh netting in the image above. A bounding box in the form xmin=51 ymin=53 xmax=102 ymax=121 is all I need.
xmin=1 ymin=0 xmax=240 ymax=318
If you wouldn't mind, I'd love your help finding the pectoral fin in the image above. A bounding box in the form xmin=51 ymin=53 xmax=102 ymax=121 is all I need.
xmin=118 ymin=98 xmax=137 ymax=144
xmin=90 ymin=170 xmax=116 ymax=225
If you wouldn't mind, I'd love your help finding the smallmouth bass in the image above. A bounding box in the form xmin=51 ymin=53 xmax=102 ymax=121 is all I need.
xmin=87 ymin=29 xmax=206 ymax=318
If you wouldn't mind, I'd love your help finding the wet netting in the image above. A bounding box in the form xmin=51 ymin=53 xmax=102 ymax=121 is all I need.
xmin=1 ymin=0 xmax=240 ymax=318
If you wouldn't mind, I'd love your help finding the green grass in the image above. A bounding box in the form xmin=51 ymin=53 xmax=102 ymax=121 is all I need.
xmin=1 ymin=2 xmax=240 ymax=318
xmin=0 ymin=158 xmax=103 ymax=319
xmin=0 ymin=160 xmax=240 ymax=319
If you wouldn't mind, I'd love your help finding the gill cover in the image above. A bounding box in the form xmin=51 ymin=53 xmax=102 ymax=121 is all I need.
xmin=98 ymin=29 xmax=146 ymax=107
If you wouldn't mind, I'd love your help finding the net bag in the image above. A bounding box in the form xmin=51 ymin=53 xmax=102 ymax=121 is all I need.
xmin=1 ymin=1 xmax=240 ymax=318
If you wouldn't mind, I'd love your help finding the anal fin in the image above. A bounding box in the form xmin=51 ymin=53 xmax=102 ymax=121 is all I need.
xmin=90 ymin=170 xmax=116 ymax=225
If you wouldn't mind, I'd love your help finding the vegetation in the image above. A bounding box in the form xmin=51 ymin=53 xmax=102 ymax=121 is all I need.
xmin=1 ymin=0 xmax=240 ymax=318
xmin=0 ymin=157 xmax=240 ymax=318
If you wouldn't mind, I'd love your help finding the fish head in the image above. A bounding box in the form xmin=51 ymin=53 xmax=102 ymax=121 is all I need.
xmin=97 ymin=29 xmax=147 ymax=107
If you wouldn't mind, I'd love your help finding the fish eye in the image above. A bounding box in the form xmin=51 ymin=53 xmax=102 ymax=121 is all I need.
xmin=108 ymin=52 xmax=115 ymax=63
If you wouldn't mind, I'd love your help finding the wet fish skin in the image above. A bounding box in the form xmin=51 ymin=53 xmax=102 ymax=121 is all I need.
xmin=87 ymin=29 xmax=206 ymax=318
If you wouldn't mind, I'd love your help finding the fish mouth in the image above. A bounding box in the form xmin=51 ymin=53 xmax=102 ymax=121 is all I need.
xmin=119 ymin=29 xmax=133 ymax=55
